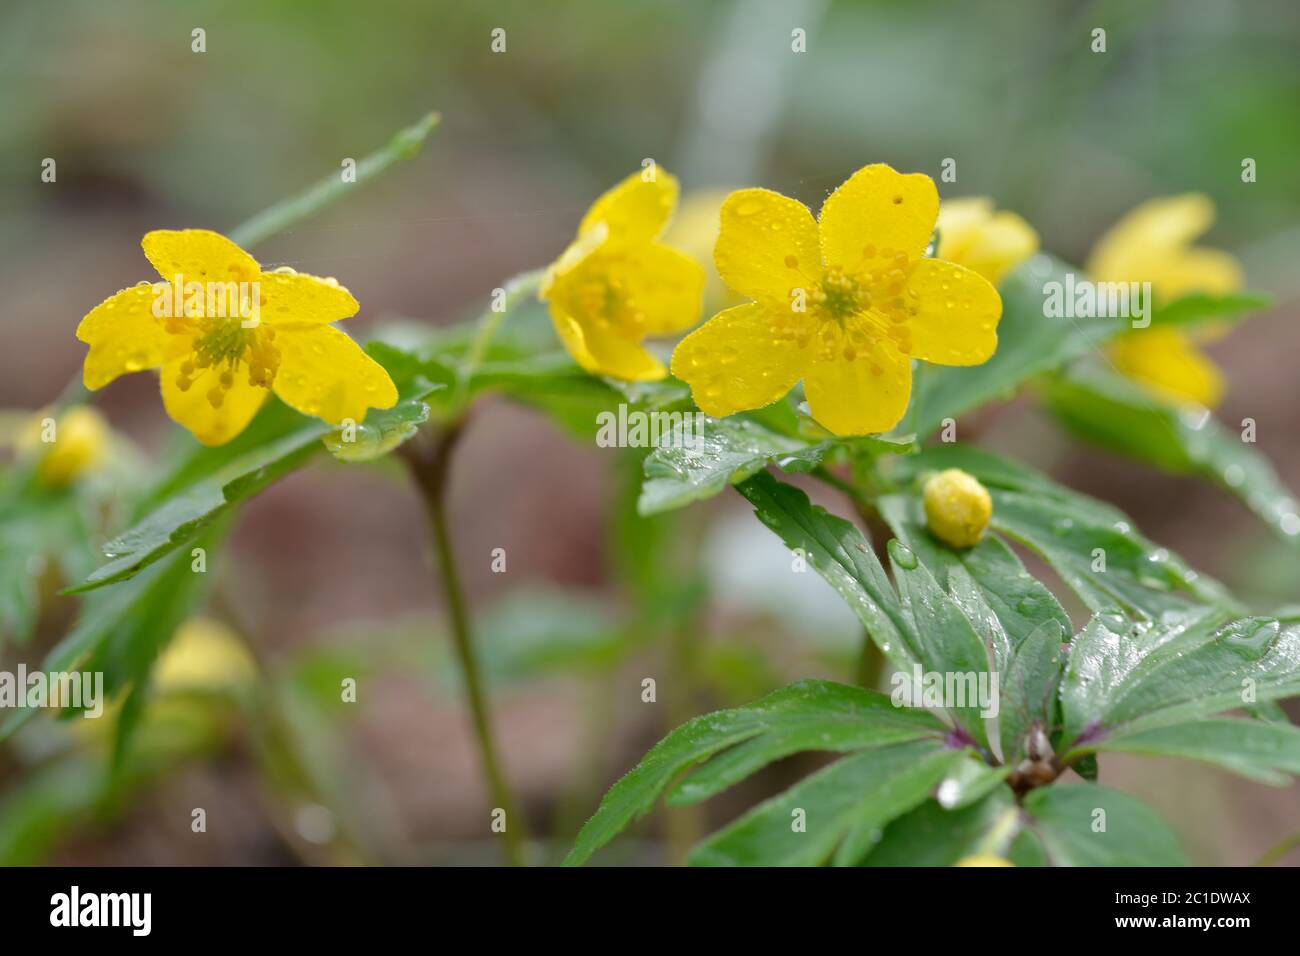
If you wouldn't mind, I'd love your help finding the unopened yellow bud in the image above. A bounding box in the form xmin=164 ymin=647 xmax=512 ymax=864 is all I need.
xmin=21 ymin=406 xmax=109 ymax=488
xmin=923 ymin=468 xmax=992 ymax=549
xmin=954 ymin=854 xmax=1013 ymax=867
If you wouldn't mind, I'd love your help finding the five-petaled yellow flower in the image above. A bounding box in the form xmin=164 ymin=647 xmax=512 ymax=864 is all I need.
xmin=1088 ymin=195 xmax=1242 ymax=408
xmin=540 ymin=170 xmax=704 ymax=381
xmin=936 ymin=197 xmax=1039 ymax=286
xmin=77 ymin=230 xmax=397 ymax=446
xmin=671 ymin=164 xmax=1003 ymax=435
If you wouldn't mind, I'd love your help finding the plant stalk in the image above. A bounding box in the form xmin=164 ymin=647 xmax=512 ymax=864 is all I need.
xmin=402 ymin=423 xmax=525 ymax=866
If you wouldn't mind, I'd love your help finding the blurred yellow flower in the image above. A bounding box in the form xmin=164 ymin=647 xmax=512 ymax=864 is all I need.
xmin=540 ymin=170 xmax=704 ymax=381
xmin=153 ymin=617 xmax=258 ymax=694
xmin=77 ymin=229 xmax=397 ymax=446
xmin=18 ymin=406 xmax=108 ymax=487
xmin=661 ymin=189 xmax=746 ymax=314
xmin=954 ymin=854 xmax=1014 ymax=867
xmin=672 ymin=164 xmax=1002 ymax=435
xmin=1088 ymin=195 xmax=1242 ymax=408
xmin=923 ymin=468 xmax=992 ymax=549
xmin=936 ymin=197 xmax=1039 ymax=286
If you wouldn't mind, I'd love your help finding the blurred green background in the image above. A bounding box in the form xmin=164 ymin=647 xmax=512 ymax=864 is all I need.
xmin=1 ymin=0 xmax=1297 ymax=864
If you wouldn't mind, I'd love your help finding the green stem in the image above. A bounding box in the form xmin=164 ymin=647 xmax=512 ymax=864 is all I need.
xmin=229 ymin=112 xmax=441 ymax=249
xmin=402 ymin=423 xmax=526 ymax=866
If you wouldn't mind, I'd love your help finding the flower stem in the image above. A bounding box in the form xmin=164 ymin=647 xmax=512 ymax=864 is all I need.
xmin=229 ymin=111 xmax=441 ymax=249
xmin=401 ymin=422 xmax=525 ymax=866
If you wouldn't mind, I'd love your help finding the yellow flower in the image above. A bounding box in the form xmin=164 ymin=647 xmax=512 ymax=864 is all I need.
xmin=671 ymin=164 xmax=1002 ymax=435
xmin=540 ymin=170 xmax=704 ymax=381
xmin=17 ymin=406 xmax=108 ymax=487
xmin=1087 ymin=195 xmax=1243 ymax=408
xmin=153 ymin=617 xmax=258 ymax=694
xmin=936 ymin=197 xmax=1039 ymax=286
xmin=77 ymin=229 xmax=397 ymax=446
xmin=923 ymin=468 xmax=992 ymax=549
xmin=954 ymin=854 xmax=1013 ymax=867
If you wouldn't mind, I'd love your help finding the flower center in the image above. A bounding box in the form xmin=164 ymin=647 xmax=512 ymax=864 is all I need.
xmin=773 ymin=250 xmax=923 ymax=364
xmin=169 ymin=316 xmax=281 ymax=408
xmin=566 ymin=263 xmax=646 ymax=336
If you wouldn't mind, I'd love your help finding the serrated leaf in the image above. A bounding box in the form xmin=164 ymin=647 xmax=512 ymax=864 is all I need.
xmin=1044 ymin=361 xmax=1300 ymax=547
xmin=888 ymin=540 xmax=994 ymax=748
xmin=640 ymin=416 xmax=911 ymax=516
xmin=1060 ymin=608 xmax=1300 ymax=742
xmin=563 ymin=680 xmax=944 ymax=866
xmin=1076 ymin=717 xmax=1300 ymax=785
xmin=687 ymin=741 xmax=962 ymax=867
xmin=734 ymin=471 xmax=915 ymax=672
xmin=1021 ymin=783 xmax=1188 ymax=866
xmin=907 ymin=255 xmax=1129 ymax=439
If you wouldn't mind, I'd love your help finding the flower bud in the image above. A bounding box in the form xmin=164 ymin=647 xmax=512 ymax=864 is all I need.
xmin=923 ymin=467 xmax=992 ymax=549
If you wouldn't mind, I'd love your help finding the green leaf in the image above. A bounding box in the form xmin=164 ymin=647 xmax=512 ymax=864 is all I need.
xmin=907 ymin=256 xmax=1129 ymax=439
xmin=998 ymin=619 xmax=1068 ymax=765
xmin=734 ymin=471 xmax=915 ymax=671
xmin=887 ymin=539 xmax=993 ymax=748
xmin=322 ymin=396 xmax=432 ymax=462
xmin=688 ymin=741 xmax=963 ymax=867
xmin=862 ymin=786 xmax=1021 ymax=866
xmin=1149 ymin=290 xmax=1271 ymax=329
xmin=1060 ymin=608 xmax=1300 ymax=741
xmin=640 ymin=416 xmax=910 ymax=517
xmin=1 ymin=536 xmax=218 ymax=741
xmin=878 ymin=493 xmax=1071 ymax=665
xmin=1076 ymin=717 xmax=1300 ymax=785
xmin=1044 ymin=362 xmax=1300 ymax=547
xmin=1021 ymin=783 xmax=1188 ymax=866
xmin=667 ymin=688 xmax=947 ymax=808
xmin=563 ymin=680 xmax=944 ymax=866
xmin=68 ymin=415 xmax=327 ymax=592
xmin=889 ymin=444 xmax=1231 ymax=617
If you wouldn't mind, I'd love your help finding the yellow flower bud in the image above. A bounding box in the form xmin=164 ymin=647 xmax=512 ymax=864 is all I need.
xmin=153 ymin=617 xmax=258 ymax=694
xmin=954 ymin=854 xmax=1014 ymax=867
xmin=19 ymin=406 xmax=109 ymax=488
xmin=923 ymin=468 xmax=992 ymax=549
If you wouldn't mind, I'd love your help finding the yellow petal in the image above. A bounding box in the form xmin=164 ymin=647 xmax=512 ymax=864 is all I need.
xmin=1086 ymin=194 xmax=1242 ymax=300
xmin=141 ymin=229 xmax=260 ymax=284
xmin=271 ymin=325 xmax=398 ymax=425
xmin=936 ymin=197 xmax=1039 ymax=285
xmin=713 ymin=188 xmax=821 ymax=306
xmin=804 ymin=338 xmax=912 ymax=436
xmin=671 ymin=303 xmax=805 ymax=417
xmin=610 ymin=243 xmax=705 ymax=335
xmin=1109 ymin=326 xmax=1224 ymax=408
xmin=1141 ymin=247 xmax=1243 ymax=300
xmin=76 ymin=283 xmax=172 ymax=389
xmin=819 ymin=164 xmax=938 ymax=272
xmin=548 ymin=304 xmax=666 ymax=381
xmin=161 ymin=357 xmax=269 ymax=446
xmin=257 ymin=270 xmax=360 ymax=326
xmin=579 ymin=170 xmax=679 ymax=248
xmin=903 ymin=259 xmax=1001 ymax=366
